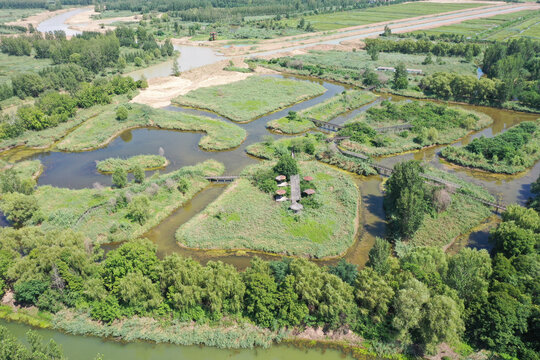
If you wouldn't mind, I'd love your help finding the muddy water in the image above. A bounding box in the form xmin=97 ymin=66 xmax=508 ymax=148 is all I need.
xmin=36 ymin=8 xmax=88 ymax=36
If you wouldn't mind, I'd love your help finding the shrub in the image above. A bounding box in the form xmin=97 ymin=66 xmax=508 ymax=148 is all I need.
xmin=0 ymin=193 xmax=40 ymax=227
xmin=177 ymin=177 xmax=190 ymax=193
xmin=91 ymin=295 xmax=122 ymax=323
xmin=126 ymin=195 xmax=150 ymax=224
xmin=116 ymin=105 xmax=128 ymax=121
xmin=273 ymin=154 xmax=298 ymax=178
xmin=133 ymin=165 xmax=145 ymax=184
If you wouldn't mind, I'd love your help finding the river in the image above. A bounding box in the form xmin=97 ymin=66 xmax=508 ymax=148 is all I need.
xmin=2 ymin=8 xmax=537 ymax=357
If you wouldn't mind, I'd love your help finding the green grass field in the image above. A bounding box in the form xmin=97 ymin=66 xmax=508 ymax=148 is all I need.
xmin=0 ymin=159 xmax=42 ymax=179
xmin=56 ymin=102 xmax=247 ymax=151
xmin=171 ymin=76 xmax=326 ymax=122
xmin=267 ymin=90 xmax=377 ymax=134
xmin=96 ymin=155 xmax=168 ymax=173
xmin=413 ymin=10 xmax=540 ymax=40
xmin=35 ymin=160 xmax=224 ymax=244
xmin=285 ymin=2 xmax=486 ymax=31
xmin=0 ymin=52 xmax=52 ymax=84
xmin=176 ymin=161 xmax=359 ymax=258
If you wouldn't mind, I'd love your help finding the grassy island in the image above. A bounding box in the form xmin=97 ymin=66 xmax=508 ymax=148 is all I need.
xmin=96 ymin=155 xmax=168 ymax=173
xmin=56 ymin=103 xmax=247 ymax=152
xmin=171 ymin=76 xmax=326 ymax=122
xmin=440 ymin=120 xmax=540 ymax=174
xmin=27 ymin=160 xmax=224 ymax=244
xmin=176 ymin=161 xmax=359 ymax=258
xmin=340 ymin=101 xmax=492 ymax=156
xmin=266 ymin=90 xmax=377 ymax=134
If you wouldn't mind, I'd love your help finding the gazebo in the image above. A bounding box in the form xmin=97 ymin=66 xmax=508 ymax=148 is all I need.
xmin=290 ymin=202 xmax=304 ymax=213
xmin=303 ymin=176 xmax=313 ymax=182
xmin=275 ymin=175 xmax=286 ymax=181
xmin=303 ymin=189 xmax=316 ymax=196
xmin=275 ymin=189 xmax=287 ymax=202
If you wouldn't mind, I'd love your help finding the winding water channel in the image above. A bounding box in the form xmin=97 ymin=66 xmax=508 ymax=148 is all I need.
xmin=1 ymin=9 xmax=539 ymax=357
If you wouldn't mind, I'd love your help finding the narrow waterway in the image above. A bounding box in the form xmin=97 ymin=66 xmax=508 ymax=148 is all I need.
xmin=36 ymin=8 xmax=87 ymax=36
xmin=0 ymin=320 xmax=360 ymax=360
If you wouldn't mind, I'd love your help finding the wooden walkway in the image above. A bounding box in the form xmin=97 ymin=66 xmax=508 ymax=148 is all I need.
xmin=375 ymin=124 xmax=413 ymax=133
xmin=330 ymin=140 xmax=507 ymax=211
xmin=309 ymin=118 xmax=343 ymax=132
xmin=205 ymin=176 xmax=240 ymax=183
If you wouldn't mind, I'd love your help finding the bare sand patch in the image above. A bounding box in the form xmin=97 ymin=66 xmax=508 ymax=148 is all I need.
xmin=65 ymin=9 xmax=139 ymax=33
xmin=131 ymin=59 xmax=277 ymax=108
xmin=6 ymin=7 xmax=74 ymax=28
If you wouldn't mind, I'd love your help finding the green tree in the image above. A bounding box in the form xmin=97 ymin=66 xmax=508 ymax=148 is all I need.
xmin=126 ymin=195 xmax=150 ymax=224
xmin=14 ymin=279 xmax=49 ymax=306
xmin=0 ymin=326 xmax=67 ymax=360
xmin=112 ymin=168 xmax=127 ymax=188
xmin=384 ymin=160 xmax=428 ymax=239
xmin=362 ymin=67 xmax=380 ymax=87
xmin=177 ymin=177 xmax=190 ymax=193
xmin=117 ymin=56 xmax=127 ymax=72
xmin=367 ymin=45 xmax=379 ymax=61
xmin=367 ymin=237 xmax=392 ymax=275
xmin=446 ymin=248 xmax=492 ymax=307
xmin=132 ymin=165 xmax=145 ymax=184
xmin=276 ymin=274 xmax=308 ymax=326
xmin=116 ymin=272 xmax=162 ymax=313
xmin=243 ymin=258 xmax=279 ymax=327
xmin=115 ymin=105 xmax=128 ymax=121
xmin=171 ymin=56 xmax=180 ymax=76
xmin=328 ymin=259 xmax=358 ymax=286
xmin=420 ymin=295 xmax=464 ymax=354
xmin=392 ymin=278 xmax=430 ymax=344
xmin=273 ymin=154 xmax=298 ymax=178
xmin=0 ymin=193 xmax=40 ymax=228
xmin=393 ymin=63 xmax=408 ymax=90
xmin=355 ymin=267 xmax=394 ymax=324
xmin=91 ymin=295 xmax=122 ymax=323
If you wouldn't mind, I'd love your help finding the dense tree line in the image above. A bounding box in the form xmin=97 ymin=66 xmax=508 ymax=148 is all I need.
xmin=420 ymin=38 xmax=540 ymax=109
xmin=365 ymin=38 xmax=482 ymax=58
xmin=0 ymin=75 xmax=144 ymax=140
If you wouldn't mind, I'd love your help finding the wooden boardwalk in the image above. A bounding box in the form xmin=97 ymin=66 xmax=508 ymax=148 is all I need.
xmin=309 ymin=118 xmax=343 ymax=132
xmin=375 ymin=124 xmax=413 ymax=133
xmin=205 ymin=176 xmax=240 ymax=183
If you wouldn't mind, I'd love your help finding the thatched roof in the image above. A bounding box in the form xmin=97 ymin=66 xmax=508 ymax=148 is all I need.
xmin=303 ymin=189 xmax=316 ymax=195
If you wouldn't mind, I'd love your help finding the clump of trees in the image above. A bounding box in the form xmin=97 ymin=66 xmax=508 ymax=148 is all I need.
xmin=365 ymin=38 xmax=482 ymax=58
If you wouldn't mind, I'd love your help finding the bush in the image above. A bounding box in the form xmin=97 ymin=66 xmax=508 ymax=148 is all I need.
xmin=177 ymin=177 xmax=190 ymax=193
xmin=273 ymin=154 xmax=298 ymax=178
xmin=91 ymin=295 xmax=122 ymax=323
xmin=0 ymin=193 xmax=40 ymax=227
xmin=126 ymin=195 xmax=150 ymax=224
xmin=116 ymin=106 xmax=128 ymax=121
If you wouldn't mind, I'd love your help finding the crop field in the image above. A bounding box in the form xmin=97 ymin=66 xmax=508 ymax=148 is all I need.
xmin=172 ymin=76 xmax=326 ymax=122
xmin=414 ymin=10 xmax=540 ymax=40
xmin=176 ymin=161 xmax=359 ymax=258
xmin=34 ymin=160 xmax=224 ymax=244
xmin=284 ymin=2 xmax=486 ymax=31
xmin=56 ymin=102 xmax=247 ymax=151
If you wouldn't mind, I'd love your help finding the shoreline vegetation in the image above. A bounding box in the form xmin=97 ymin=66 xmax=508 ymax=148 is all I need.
xmin=29 ymin=160 xmax=224 ymax=244
xmin=176 ymin=161 xmax=360 ymax=258
xmin=56 ymin=102 xmax=247 ymax=152
xmin=96 ymin=155 xmax=169 ymax=173
xmin=171 ymin=76 xmax=327 ymax=123
xmin=440 ymin=120 xmax=540 ymax=174
xmin=339 ymin=100 xmax=493 ymax=156
xmin=266 ymin=90 xmax=378 ymax=134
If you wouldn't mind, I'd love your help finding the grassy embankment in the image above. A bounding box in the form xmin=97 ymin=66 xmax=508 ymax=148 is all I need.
xmin=34 ymin=160 xmax=224 ymax=244
xmin=0 ymin=8 xmax=44 ymax=34
xmin=412 ymin=10 xmax=540 ymax=41
xmin=283 ymin=2 xmax=486 ymax=31
xmin=246 ymin=134 xmax=377 ymax=176
xmin=340 ymin=101 xmax=492 ymax=156
xmin=440 ymin=120 xmax=540 ymax=174
xmin=266 ymin=90 xmax=377 ymax=134
xmin=409 ymin=166 xmax=493 ymax=248
xmin=96 ymin=155 xmax=168 ymax=173
xmin=256 ymin=50 xmax=476 ymax=96
xmin=176 ymin=161 xmax=359 ymax=258
xmin=0 ymin=159 xmax=42 ymax=179
xmin=56 ymin=102 xmax=246 ymax=151
xmin=171 ymin=76 xmax=326 ymax=123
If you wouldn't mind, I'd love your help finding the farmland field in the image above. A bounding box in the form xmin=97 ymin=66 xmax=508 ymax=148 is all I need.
xmin=284 ymin=2 xmax=486 ymax=31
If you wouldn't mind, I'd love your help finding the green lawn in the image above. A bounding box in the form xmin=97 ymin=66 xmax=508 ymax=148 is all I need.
xmin=285 ymin=2 xmax=486 ymax=31
xmin=0 ymin=52 xmax=52 ymax=84
xmin=0 ymin=159 xmax=42 ymax=179
xmin=96 ymin=155 xmax=168 ymax=173
xmin=35 ymin=160 xmax=224 ymax=244
xmin=56 ymin=102 xmax=247 ymax=151
xmin=171 ymin=76 xmax=326 ymax=123
xmin=267 ymin=90 xmax=377 ymax=134
xmin=176 ymin=161 xmax=359 ymax=258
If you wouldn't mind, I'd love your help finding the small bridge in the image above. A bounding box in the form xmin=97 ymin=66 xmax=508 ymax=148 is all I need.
xmin=309 ymin=118 xmax=343 ymax=132
xmin=205 ymin=176 xmax=240 ymax=183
